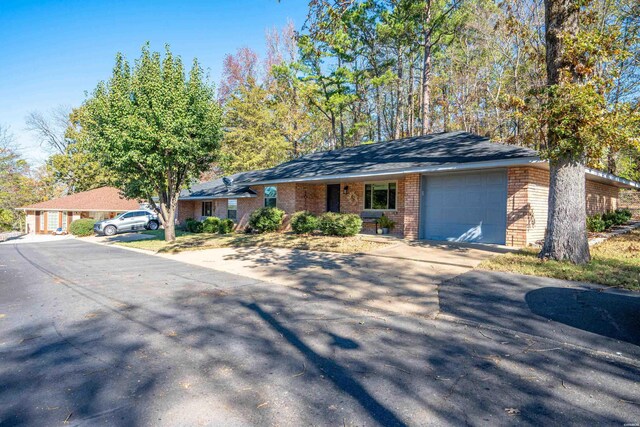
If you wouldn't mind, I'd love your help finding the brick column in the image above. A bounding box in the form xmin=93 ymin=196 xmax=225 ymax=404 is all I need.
xmin=403 ymin=173 xmax=421 ymax=240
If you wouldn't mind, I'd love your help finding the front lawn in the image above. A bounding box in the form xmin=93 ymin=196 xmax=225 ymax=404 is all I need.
xmin=117 ymin=230 xmax=392 ymax=254
xmin=478 ymin=229 xmax=640 ymax=290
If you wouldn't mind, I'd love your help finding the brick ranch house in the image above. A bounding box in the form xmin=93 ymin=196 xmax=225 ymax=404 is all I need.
xmin=19 ymin=187 xmax=141 ymax=234
xmin=178 ymin=132 xmax=639 ymax=247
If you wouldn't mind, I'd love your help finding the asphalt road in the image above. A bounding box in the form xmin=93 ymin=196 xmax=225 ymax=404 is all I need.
xmin=1 ymin=240 xmax=639 ymax=426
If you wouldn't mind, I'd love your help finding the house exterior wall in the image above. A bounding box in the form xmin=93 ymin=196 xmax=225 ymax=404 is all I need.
xmin=506 ymin=167 xmax=621 ymax=246
xmin=177 ymin=200 xmax=197 ymax=224
xmin=586 ymin=180 xmax=619 ymax=215
xmin=25 ymin=210 xmax=36 ymax=234
xmin=176 ymin=167 xmax=622 ymax=244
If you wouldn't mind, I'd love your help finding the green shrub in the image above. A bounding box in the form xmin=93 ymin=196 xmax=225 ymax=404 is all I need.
xmin=586 ymin=215 xmax=606 ymax=232
xmin=248 ymin=207 xmax=285 ymax=233
xmin=318 ymin=212 xmax=363 ymax=237
xmin=291 ymin=211 xmax=319 ymax=234
xmin=202 ymin=216 xmax=220 ymax=233
xmin=218 ymin=218 xmax=234 ymax=234
xmin=185 ymin=218 xmax=203 ymax=233
xmin=70 ymin=218 xmax=96 ymax=236
xmin=614 ymin=208 xmax=632 ymax=224
xmin=377 ymin=214 xmax=396 ymax=231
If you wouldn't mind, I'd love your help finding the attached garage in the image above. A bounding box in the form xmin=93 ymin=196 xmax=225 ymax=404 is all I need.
xmin=421 ymin=170 xmax=508 ymax=244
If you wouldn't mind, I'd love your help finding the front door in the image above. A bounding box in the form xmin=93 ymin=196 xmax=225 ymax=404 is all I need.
xmin=326 ymin=184 xmax=341 ymax=213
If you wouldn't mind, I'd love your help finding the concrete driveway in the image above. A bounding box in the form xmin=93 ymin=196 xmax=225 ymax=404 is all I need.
xmin=156 ymin=241 xmax=501 ymax=317
xmin=1 ymin=240 xmax=639 ymax=426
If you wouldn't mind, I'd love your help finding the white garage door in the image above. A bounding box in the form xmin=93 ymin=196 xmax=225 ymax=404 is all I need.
xmin=422 ymin=170 xmax=507 ymax=244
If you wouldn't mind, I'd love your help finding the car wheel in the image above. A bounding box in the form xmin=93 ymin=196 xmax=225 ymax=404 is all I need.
xmin=147 ymin=220 xmax=159 ymax=230
xmin=104 ymin=225 xmax=117 ymax=236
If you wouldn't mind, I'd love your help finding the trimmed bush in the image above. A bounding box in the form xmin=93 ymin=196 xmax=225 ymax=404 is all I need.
xmin=291 ymin=211 xmax=319 ymax=234
xmin=601 ymin=211 xmax=617 ymax=229
xmin=586 ymin=214 xmax=606 ymax=232
xmin=202 ymin=216 xmax=220 ymax=233
xmin=70 ymin=218 xmax=96 ymax=236
xmin=614 ymin=208 xmax=632 ymax=224
xmin=185 ymin=218 xmax=203 ymax=233
xmin=318 ymin=212 xmax=362 ymax=237
xmin=218 ymin=218 xmax=234 ymax=234
xmin=248 ymin=207 xmax=285 ymax=233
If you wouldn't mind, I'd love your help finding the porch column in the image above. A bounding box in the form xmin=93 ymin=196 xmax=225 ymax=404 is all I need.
xmin=403 ymin=173 xmax=421 ymax=240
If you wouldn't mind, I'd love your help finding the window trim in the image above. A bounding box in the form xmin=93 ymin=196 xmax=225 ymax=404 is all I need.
xmin=201 ymin=201 xmax=213 ymax=217
xmin=363 ymin=180 xmax=398 ymax=211
xmin=227 ymin=199 xmax=238 ymax=220
xmin=47 ymin=210 xmax=60 ymax=231
xmin=264 ymin=186 xmax=277 ymax=208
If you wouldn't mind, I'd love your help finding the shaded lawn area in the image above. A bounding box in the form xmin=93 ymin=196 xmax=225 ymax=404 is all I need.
xmin=116 ymin=230 xmax=392 ymax=254
xmin=478 ymin=229 xmax=640 ymax=290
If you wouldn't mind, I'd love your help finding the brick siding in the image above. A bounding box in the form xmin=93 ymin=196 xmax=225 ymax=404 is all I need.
xmin=620 ymin=189 xmax=640 ymax=218
xmin=506 ymin=167 xmax=621 ymax=247
xmin=403 ymin=174 xmax=421 ymax=239
xmin=586 ymin=180 xmax=618 ymax=215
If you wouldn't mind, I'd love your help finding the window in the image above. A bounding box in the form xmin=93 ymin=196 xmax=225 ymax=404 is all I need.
xmin=47 ymin=211 xmax=59 ymax=230
xmin=227 ymin=199 xmax=237 ymax=220
xmin=39 ymin=211 xmax=44 ymax=230
xmin=264 ymin=186 xmax=277 ymax=208
xmin=201 ymin=201 xmax=212 ymax=217
xmin=62 ymin=212 xmax=68 ymax=230
xmin=364 ymin=182 xmax=397 ymax=210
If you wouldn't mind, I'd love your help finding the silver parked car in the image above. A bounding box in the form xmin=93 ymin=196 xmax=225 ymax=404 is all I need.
xmin=94 ymin=210 xmax=160 ymax=236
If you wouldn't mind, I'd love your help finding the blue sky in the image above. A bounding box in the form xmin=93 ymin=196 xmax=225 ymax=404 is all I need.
xmin=0 ymin=0 xmax=308 ymax=164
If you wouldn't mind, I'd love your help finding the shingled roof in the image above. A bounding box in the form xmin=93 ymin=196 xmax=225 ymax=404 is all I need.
xmin=179 ymin=131 xmax=638 ymax=200
xmin=20 ymin=187 xmax=140 ymax=211
xmin=181 ymin=132 xmax=538 ymax=199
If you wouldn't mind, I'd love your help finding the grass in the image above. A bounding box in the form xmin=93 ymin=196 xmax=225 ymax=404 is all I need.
xmin=478 ymin=229 xmax=640 ymax=290
xmin=117 ymin=229 xmax=392 ymax=254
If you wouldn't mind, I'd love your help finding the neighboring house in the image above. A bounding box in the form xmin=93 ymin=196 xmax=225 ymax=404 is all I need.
xmin=178 ymin=131 xmax=639 ymax=246
xmin=19 ymin=187 xmax=141 ymax=234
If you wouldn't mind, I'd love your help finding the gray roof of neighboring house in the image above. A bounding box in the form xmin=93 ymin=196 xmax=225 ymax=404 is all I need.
xmin=179 ymin=131 xmax=638 ymax=199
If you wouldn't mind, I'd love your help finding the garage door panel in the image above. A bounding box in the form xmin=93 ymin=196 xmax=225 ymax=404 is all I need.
xmin=423 ymin=171 xmax=507 ymax=244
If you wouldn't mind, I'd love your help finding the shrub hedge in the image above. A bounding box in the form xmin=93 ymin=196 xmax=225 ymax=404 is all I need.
xmin=185 ymin=218 xmax=203 ymax=233
xmin=248 ymin=207 xmax=285 ymax=233
xmin=291 ymin=211 xmax=319 ymax=234
xmin=202 ymin=216 xmax=220 ymax=233
xmin=69 ymin=218 xmax=96 ymax=236
xmin=218 ymin=218 xmax=234 ymax=234
xmin=586 ymin=215 xmax=606 ymax=232
xmin=318 ymin=212 xmax=362 ymax=237
xmin=587 ymin=208 xmax=632 ymax=233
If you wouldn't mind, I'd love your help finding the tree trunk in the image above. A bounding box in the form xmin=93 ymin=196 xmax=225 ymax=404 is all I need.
xmin=442 ymin=84 xmax=450 ymax=132
xmin=163 ymin=193 xmax=180 ymax=242
xmin=420 ymin=1 xmax=432 ymax=135
xmin=394 ymin=49 xmax=403 ymax=140
xmin=407 ymin=54 xmax=414 ymax=137
xmin=540 ymin=0 xmax=589 ymax=264
xmin=540 ymin=157 xmax=590 ymax=263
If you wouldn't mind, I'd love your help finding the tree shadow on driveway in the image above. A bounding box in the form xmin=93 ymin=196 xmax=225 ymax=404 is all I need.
xmin=525 ymin=287 xmax=640 ymax=346
xmin=3 ymin=240 xmax=640 ymax=425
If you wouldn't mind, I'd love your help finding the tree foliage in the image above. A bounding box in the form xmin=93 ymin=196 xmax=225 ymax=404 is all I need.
xmin=83 ymin=44 xmax=223 ymax=241
xmin=0 ymin=126 xmax=42 ymax=231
